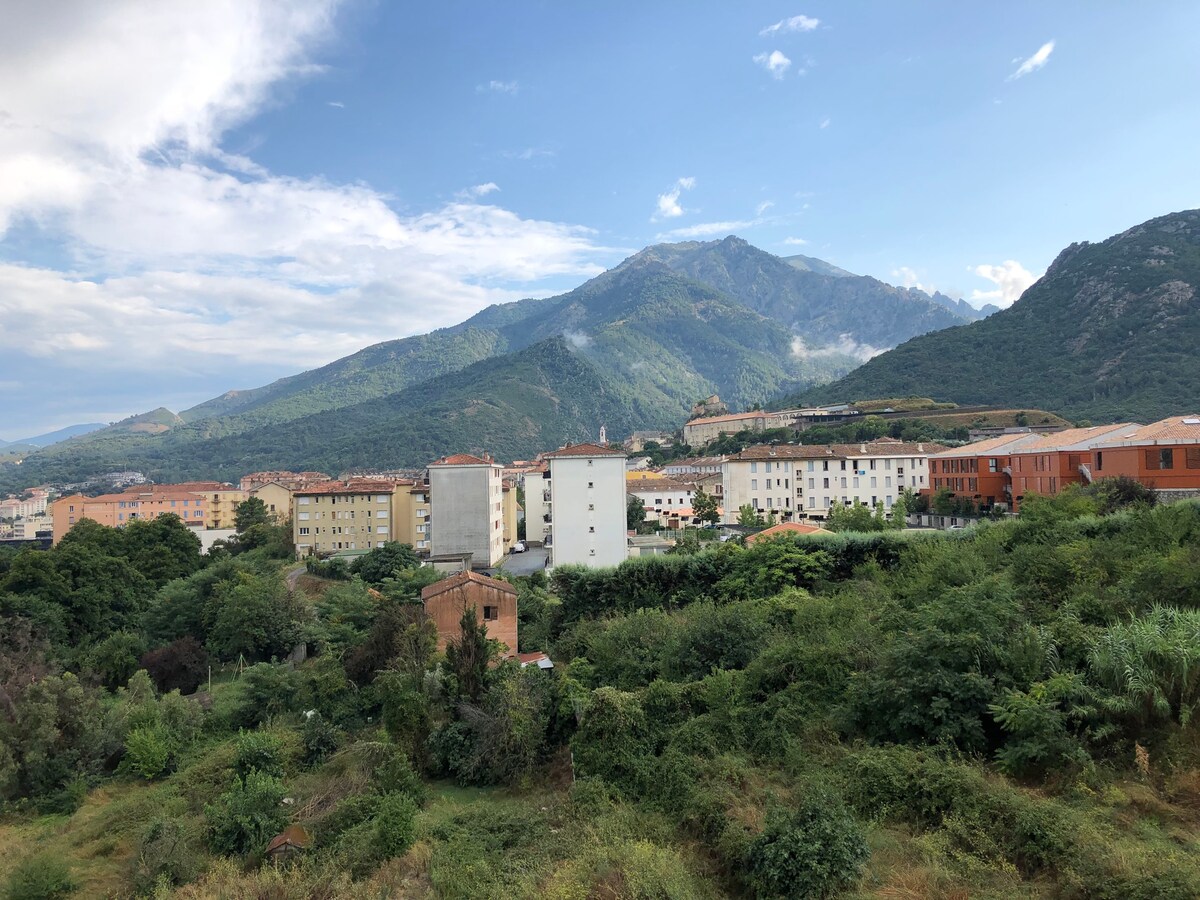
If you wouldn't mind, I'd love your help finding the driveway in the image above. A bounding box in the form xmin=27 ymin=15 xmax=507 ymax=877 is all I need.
xmin=489 ymin=546 xmax=549 ymax=578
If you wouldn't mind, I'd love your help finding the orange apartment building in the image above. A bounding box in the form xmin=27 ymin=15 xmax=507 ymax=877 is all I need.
xmin=928 ymin=432 xmax=1041 ymax=511
xmin=1007 ymin=424 xmax=1139 ymax=506
xmin=51 ymin=488 xmax=209 ymax=544
xmin=1088 ymin=416 xmax=1200 ymax=496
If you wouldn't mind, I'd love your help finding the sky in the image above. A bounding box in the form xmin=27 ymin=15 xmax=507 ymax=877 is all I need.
xmin=2 ymin=1 xmax=1199 ymax=438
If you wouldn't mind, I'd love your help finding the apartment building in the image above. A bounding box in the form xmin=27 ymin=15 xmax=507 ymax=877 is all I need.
xmin=428 ymin=455 xmax=505 ymax=569
xmin=1090 ymin=416 xmax=1200 ymax=498
xmin=722 ymin=439 xmax=941 ymax=524
xmin=928 ymin=433 xmax=1042 ymax=513
xmin=393 ymin=482 xmax=432 ymax=551
xmin=51 ymin=489 xmax=209 ymax=544
xmin=1007 ymin=424 xmax=1138 ymax=506
xmin=502 ymin=483 xmax=519 ymax=552
xmin=293 ymin=479 xmax=411 ymax=556
xmin=661 ymin=456 xmax=726 ymax=476
xmin=542 ymin=443 xmax=627 ymax=568
xmin=628 ymin=479 xmax=707 ymax=525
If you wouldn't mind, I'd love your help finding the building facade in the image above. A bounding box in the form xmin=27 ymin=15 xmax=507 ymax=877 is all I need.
xmin=51 ymin=489 xmax=209 ymax=544
xmin=428 ymin=455 xmax=505 ymax=569
xmin=293 ymin=479 xmax=411 ymax=556
xmin=542 ymin=443 xmax=627 ymax=568
xmin=722 ymin=439 xmax=940 ymax=524
xmin=421 ymin=570 xmax=519 ymax=655
xmin=1090 ymin=416 xmax=1200 ymax=498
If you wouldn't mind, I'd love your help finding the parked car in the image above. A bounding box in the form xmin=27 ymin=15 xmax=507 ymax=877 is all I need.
xmin=510 ymin=541 xmax=527 ymax=553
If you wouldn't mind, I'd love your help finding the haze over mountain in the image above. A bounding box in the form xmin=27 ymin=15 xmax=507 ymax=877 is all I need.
xmin=0 ymin=239 xmax=973 ymax=487
xmin=795 ymin=209 xmax=1200 ymax=422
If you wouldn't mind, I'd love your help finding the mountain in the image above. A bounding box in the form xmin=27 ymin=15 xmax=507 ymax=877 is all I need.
xmin=635 ymin=236 xmax=973 ymax=351
xmin=919 ymin=289 xmax=1000 ymax=321
xmin=782 ymin=253 xmax=855 ymax=278
xmin=0 ymin=235 xmax=984 ymax=488
xmin=794 ymin=209 xmax=1200 ymax=422
xmin=11 ymin=423 xmax=108 ymax=448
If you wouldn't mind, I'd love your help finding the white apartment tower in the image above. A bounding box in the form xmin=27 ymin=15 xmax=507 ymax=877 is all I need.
xmin=429 ymin=454 xmax=505 ymax=568
xmin=543 ymin=443 xmax=627 ymax=568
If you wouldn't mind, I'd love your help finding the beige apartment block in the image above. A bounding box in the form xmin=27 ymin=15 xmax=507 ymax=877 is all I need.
xmin=293 ymin=479 xmax=410 ymax=557
xmin=392 ymin=483 xmax=432 ymax=551
xmin=502 ymin=483 xmax=519 ymax=551
xmin=250 ymin=482 xmax=294 ymax=524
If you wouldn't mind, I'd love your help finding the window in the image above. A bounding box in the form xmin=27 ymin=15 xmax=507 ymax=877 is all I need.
xmin=808 ymin=478 xmax=815 ymax=489
xmin=483 ymin=605 xmax=498 ymax=621
xmin=376 ymin=509 xmax=387 ymax=518
xmin=751 ymin=478 xmax=758 ymax=490
xmin=752 ymin=497 xmax=759 ymax=509
xmin=588 ymin=504 xmax=594 ymax=510
xmin=298 ymin=511 xmax=310 ymax=520
xmin=870 ymin=476 xmax=877 ymax=488
xmin=587 ymin=482 xmax=594 ymax=488
xmin=885 ymin=459 xmax=892 ymax=470
xmin=822 ymin=478 xmax=829 ymax=489
xmin=885 ymin=476 xmax=893 ymax=487
xmin=840 ymin=477 xmax=847 ymax=488
xmin=299 ymin=527 xmax=310 ymax=535
xmin=1187 ymin=448 xmax=1200 ymax=470
xmin=751 ymin=462 xmax=758 ymax=473
xmin=766 ymin=498 xmax=773 ymax=508
xmin=807 ymin=461 xmax=815 ymax=472
xmin=989 ymin=458 xmax=998 ymax=473
xmin=376 ymin=495 xmax=388 ymax=502
xmin=589 ymin=526 xmax=595 ymax=532
xmin=869 ymin=459 xmax=876 ymax=470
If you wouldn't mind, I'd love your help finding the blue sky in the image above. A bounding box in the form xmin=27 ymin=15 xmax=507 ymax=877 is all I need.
xmin=2 ymin=1 xmax=1199 ymax=438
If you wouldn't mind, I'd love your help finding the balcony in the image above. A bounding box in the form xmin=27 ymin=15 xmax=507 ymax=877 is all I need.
xmin=542 ymin=491 xmax=552 ymax=502
xmin=542 ymin=513 xmax=552 ymax=523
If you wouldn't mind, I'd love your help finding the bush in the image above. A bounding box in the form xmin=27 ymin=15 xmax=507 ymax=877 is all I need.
xmin=140 ymin=636 xmax=208 ymax=695
xmin=204 ymin=770 xmax=289 ymax=856
xmin=131 ymin=817 xmax=202 ymax=895
xmin=374 ymin=791 xmax=419 ymax=859
xmin=233 ymin=730 xmax=285 ymax=780
xmin=741 ymin=793 xmax=869 ymax=900
xmin=124 ymin=725 xmax=174 ymax=779
xmin=301 ymin=713 xmax=339 ymax=767
xmin=4 ymin=854 xmax=75 ymax=900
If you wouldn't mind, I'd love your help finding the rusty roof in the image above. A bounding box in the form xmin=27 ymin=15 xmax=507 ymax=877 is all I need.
xmin=421 ymin=569 xmax=518 ymax=600
xmin=293 ymin=479 xmax=404 ymax=495
xmin=929 ymin=433 xmax=1043 ymax=457
xmin=1010 ymin=423 xmax=1141 ymax=453
xmin=746 ymin=522 xmax=828 ymax=543
xmin=430 ymin=453 xmax=495 ymax=466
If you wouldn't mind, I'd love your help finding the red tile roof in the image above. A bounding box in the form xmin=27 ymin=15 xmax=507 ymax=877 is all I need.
xmin=929 ymin=433 xmax=1042 ymax=457
xmin=745 ymin=522 xmax=827 ymax=544
xmin=1011 ymin=423 xmax=1139 ymax=453
xmin=293 ymin=480 xmax=402 ymax=496
xmin=543 ymin=442 xmax=626 ymax=458
xmin=1093 ymin=416 xmax=1200 ymax=447
xmin=430 ymin=453 xmax=494 ymax=466
xmin=421 ymin=569 xmax=518 ymax=600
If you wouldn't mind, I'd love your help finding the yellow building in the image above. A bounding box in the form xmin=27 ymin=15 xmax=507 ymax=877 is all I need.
xmin=502 ymin=483 xmax=519 ymax=551
xmin=206 ymin=487 xmax=248 ymax=529
xmin=250 ymin=482 xmax=294 ymax=525
xmin=293 ymin=479 xmax=432 ymax=557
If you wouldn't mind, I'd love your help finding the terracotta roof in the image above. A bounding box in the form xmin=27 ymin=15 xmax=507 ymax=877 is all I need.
xmin=745 ymin=522 xmax=827 ymax=544
xmin=87 ymin=489 xmax=208 ymax=502
xmin=517 ymin=651 xmax=554 ymax=669
xmin=543 ymin=442 xmax=625 ymax=458
xmin=1011 ymin=423 xmax=1140 ymax=453
xmin=1093 ymin=416 xmax=1200 ymax=447
xmin=294 ymin=480 xmax=401 ymax=496
xmin=732 ymin=440 xmax=946 ymax=462
xmin=430 ymin=453 xmax=494 ymax=466
xmin=929 ymin=433 xmax=1042 ymax=457
xmin=421 ymin=569 xmax=518 ymax=600
xmin=685 ymin=411 xmax=768 ymax=426
xmin=266 ymin=825 xmax=312 ymax=854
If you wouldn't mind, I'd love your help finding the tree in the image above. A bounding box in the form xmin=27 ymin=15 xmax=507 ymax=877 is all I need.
xmin=826 ymin=501 xmax=879 ymax=533
xmin=692 ymin=487 xmax=720 ymax=526
xmin=234 ymin=497 xmax=271 ymax=532
xmin=738 ymin=504 xmax=765 ymax=528
xmin=204 ymin=770 xmax=289 ymax=856
xmin=349 ymin=542 xmax=420 ymax=585
xmin=889 ymin=493 xmax=909 ymax=530
xmin=140 ymin=637 xmax=209 ymax=695
xmin=446 ymin=606 xmax=496 ymax=702
xmin=627 ymin=495 xmax=646 ymax=531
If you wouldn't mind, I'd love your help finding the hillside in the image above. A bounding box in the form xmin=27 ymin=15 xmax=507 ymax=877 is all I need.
xmin=796 ymin=209 xmax=1200 ymax=421
xmin=637 ymin=235 xmax=977 ymax=348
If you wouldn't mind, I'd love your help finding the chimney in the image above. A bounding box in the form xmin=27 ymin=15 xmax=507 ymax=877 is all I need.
xmin=918 ymin=443 xmax=924 ymax=452
xmin=859 ymin=443 xmax=866 ymax=453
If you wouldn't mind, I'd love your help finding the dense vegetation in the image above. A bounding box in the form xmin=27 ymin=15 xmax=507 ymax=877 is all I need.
xmin=802 ymin=208 xmax=1200 ymax=422
xmin=4 ymin=484 xmax=1200 ymax=896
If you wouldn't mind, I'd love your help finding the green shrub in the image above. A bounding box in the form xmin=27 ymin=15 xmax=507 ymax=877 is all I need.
xmin=131 ymin=817 xmax=202 ymax=895
xmin=124 ymin=725 xmax=174 ymax=779
xmin=233 ymin=730 xmax=285 ymax=780
xmin=204 ymin=770 xmax=289 ymax=856
xmin=741 ymin=793 xmax=869 ymax=899
xmin=4 ymin=854 xmax=75 ymax=900
xmin=374 ymin=791 xmax=418 ymax=859
xmin=301 ymin=712 xmax=339 ymax=767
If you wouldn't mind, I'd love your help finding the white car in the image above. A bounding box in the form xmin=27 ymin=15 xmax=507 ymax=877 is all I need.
xmin=510 ymin=541 xmax=527 ymax=553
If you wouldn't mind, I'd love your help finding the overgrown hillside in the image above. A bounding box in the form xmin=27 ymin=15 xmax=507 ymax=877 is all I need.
xmin=797 ymin=209 xmax=1200 ymax=421
xmin=4 ymin=487 xmax=1200 ymax=896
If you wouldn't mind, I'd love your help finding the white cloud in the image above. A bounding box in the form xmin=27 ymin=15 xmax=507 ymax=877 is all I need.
xmin=792 ymin=335 xmax=886 ymax=362
xmin=479 ymin=79 xmax=518 ymax=94
xmin=659 ymin=220 xmax=756 ymax=240
xmin=0 ymin=0 xmax=610 ymax=393
xmin=968 ymin=260 xmax=1039 ymax=308
xmin=819 ymin=117 xmax=831 ymax=129
xmin=755 ymin=200 xmax=774 ymax=216
xmin=1008 ymin=40 xmax=1055 ymax=80
xmin=782 ymin=237 xmax=808 ymax=246
xmin=653 ymin=177 xmax=696 ymax=220
xmin=760 ymin=15 xmax=819 ymax=36
xmin=892 ymin=266 xmax=927 ymax=291
xmin=327 ymin=100 xmax=344 ymax=108
xmin=753 ymin=50 xmax=792 ymax=79
xmin=563 ymin=330 xmax=591 ymax=349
